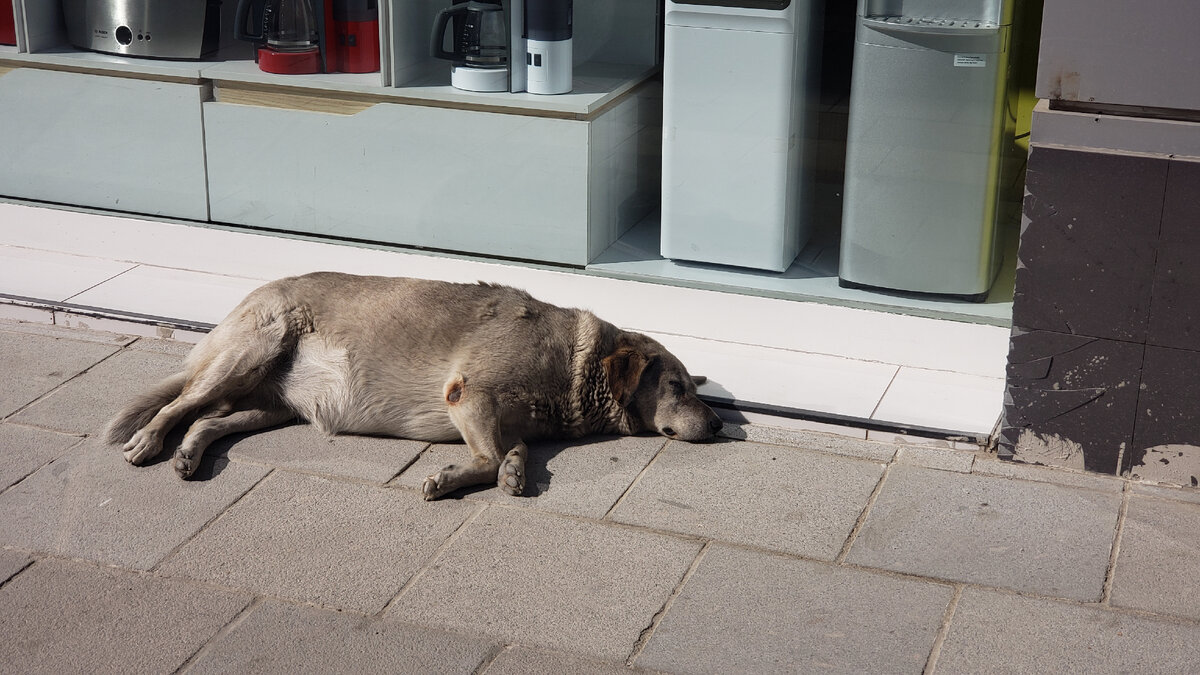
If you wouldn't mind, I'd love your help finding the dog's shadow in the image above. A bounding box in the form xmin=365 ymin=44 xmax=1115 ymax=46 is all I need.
xmin=146 ymin=423 xmax=637 ymax=500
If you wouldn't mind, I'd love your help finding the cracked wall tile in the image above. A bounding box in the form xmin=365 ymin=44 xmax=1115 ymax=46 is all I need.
xmin=1000 ymin=327 xmax=1143 ymax=474
xmin=1012 ymin=146 xmax=1166 ymax=343
xmin=1128 ymin=345 xmax=1200 ymax=485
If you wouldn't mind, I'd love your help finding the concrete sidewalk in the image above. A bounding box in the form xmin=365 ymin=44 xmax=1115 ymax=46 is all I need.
xmin=1 ymin=319 xmax=1199 ymax=674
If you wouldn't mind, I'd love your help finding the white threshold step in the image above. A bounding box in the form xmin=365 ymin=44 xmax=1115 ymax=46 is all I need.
xmin=0 ymin=201 xmax=1009 ymax=447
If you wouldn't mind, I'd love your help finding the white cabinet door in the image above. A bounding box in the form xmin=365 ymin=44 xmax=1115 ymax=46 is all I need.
xmin=0 ymin=68 xmax=209 ymax=220
xmin=203 ymin=99 xmax=592 ymax=265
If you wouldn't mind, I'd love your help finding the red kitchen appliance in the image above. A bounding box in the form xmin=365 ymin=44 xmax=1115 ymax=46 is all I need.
xmin=334 ymin=0 xmax=379 ymax=73
xmin=1 ymin=0 xmax=16 ymax=46
xmin=234 ymin=0 xmax=378 ymax=74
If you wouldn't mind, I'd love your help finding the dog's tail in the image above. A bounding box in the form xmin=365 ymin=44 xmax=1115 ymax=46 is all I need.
xmin=103 ymin=372 xmax=188 ymax=445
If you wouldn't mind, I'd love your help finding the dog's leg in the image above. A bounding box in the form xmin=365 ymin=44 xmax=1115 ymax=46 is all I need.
xmin=497 ymin=441 xmax=528 ymax=496
xmin=122 ymin=313 xmax=293 ymax=466
xmin=422 ymin=377 xmax=515 ymax=500
xmin=173 ymin=399 xmax=294 ymax=478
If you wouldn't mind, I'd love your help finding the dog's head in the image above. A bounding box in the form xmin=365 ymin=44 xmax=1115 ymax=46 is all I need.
xmin=603 ymin=332 xmax=723 ymax=442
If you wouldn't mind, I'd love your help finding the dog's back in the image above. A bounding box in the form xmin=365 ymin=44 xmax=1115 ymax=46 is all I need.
xmin=202 ymin=273 xmax=591 ymax=442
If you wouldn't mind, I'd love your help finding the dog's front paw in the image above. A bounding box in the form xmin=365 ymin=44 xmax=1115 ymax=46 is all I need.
xmin=422 ymin=470 xmax=450 ymax=501
xmin=121 ymin=429 xmax=162 ymax=466
xmin=421 ymin=475 xmax=439 ymax=501
xmin=173 ymin=453 xmax=199 ymax=479
xmin=498 ymin=453 xmax=525 ymax=497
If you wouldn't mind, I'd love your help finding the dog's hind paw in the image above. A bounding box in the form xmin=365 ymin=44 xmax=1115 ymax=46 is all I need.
xmin=121 ymin=429 xmax=162 ymax=466
xmin=498 ymin=455 xmax=525 ymax=497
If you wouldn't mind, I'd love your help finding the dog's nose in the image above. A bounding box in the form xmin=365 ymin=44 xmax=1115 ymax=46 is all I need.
xmin=708 ymin=417 xmax=724 ymax=434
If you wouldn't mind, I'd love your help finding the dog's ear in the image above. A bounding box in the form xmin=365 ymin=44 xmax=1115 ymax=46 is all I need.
xmin=603 ymin=347 xmax=649 ymax=406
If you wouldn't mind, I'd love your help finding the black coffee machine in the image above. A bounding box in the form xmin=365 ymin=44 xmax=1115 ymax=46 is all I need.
xmin=430 ymin=0 xmax=508 ymax=92
xmin=430 ymin=0 xmax=573 ymax=94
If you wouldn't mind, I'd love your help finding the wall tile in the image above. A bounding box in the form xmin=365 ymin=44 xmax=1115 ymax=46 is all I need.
xmin=1001 ymin=327 xmax=1143 ymax=474
xmin=1013 ymin=146 xmax=1166 ymax=342
xmin=1147 ymin=157 xmax=1200 ymax=350
xmin=1128 ymin=345 xmax=1200 ymax=484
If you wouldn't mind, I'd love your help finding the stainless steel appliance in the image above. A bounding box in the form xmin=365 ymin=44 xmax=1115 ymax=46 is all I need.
xmin=62 ymin=0 xmax=222 ymax=59
xmin=430 ymin=0 xmax=509 ymax=92
xmin=838 ymin=0 xmax=1017 ymax=300
xmin=660 ymin=0 xmax=824 ymax=273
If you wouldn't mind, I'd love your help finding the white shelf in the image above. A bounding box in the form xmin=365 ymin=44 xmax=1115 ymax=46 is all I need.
xmin=200 ymin=59 xmax=388 ymax=94
xmin=3 ymin=43 xmax=251 ymax=80
xmin=388 ymin=60 xmax=659 ymax=117
xmin=204 ymin=58 xmax=656 ymax=118
xmin=3 ymin=46 xmax=656 ymax=119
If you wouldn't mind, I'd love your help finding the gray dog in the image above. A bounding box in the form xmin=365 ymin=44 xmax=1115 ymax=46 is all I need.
xmin=105 ymin=272 xmax=722 ymax=499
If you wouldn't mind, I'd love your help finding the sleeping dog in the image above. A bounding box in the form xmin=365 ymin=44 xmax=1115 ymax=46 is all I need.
xmin=106 ymin=272 xmax=722 ymax=499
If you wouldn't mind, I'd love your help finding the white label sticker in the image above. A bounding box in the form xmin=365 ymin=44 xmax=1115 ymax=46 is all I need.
xmin=954 ymin=54 xmax=987 ymax=67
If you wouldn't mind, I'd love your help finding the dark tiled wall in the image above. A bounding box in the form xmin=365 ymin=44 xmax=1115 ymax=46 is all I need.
xmin=1001 ymin=146 xmax=1200 ymax=482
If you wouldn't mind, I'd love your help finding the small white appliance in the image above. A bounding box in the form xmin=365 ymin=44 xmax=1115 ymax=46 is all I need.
xmin=524 ymin=0 xmax=572 ymax=95
xmin=660 ymin=0 xmax=823 ymax=272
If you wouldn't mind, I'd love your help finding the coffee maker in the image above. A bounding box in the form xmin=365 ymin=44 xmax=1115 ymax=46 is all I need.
xmin=430 ymin=0 xmax=572 ymax=94
xmin=429 ymin=1 xmax=509 ymax=92
xmin=235 ymin=0 xmax=379 ymax=74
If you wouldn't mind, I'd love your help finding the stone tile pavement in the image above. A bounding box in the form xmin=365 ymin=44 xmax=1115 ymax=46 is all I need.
xmin=2 ymin=319 xmax=1200 ymax=673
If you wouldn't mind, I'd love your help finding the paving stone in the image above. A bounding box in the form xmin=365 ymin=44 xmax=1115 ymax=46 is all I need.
xmin=0 ymin=423 xmax=83 ymax=491
xmin=0 ymin=321 xmax=135 ymax=346
xmin=846 ymin=464 xmax=1122 ymax=601
xmin=636 ymin=545 xmax=953 ymax=674
xmin=894 ymin=444 xmax=976 ymax=473
xmin=1130 ymin=482 xmax=1200 ymax=505
xmin=0 ymin=557 xmax=249 ymax=674
xmin=723 ymin=424 xmax=897 ymax=462
xmin=972 ymin=456 xmax=1125 ymax=493
xmin=0 ymin=438 xmax=270 ymax=570
xmin=937 ymin=588 xmax=1200 ymax=674
xmin=127 ymin=335 xmax=196 ymax=356
xmin=160 ymin=472 xmax=477 ymax=613
xmin=608 ymin=439 xmax=884 ymax=560
xmin=390 ymin=507 xmax=702 ymax=663
xmin=224 ymin=421 xmax=428 ymax=485
xmin=0 ymin=548 xmax=31 ymax=584
xmin=0 ymin=330 xmax=122 ymax=418
xmin=485 ymin=645 xmax=643 ymax=675
xmin=1109 ymin=496 xmax=1200 ymax=620
xmin=12 ymin=347 xmax=183 ymax=435
xmin=393 ymin=435 xmax=666 ymax=518
xmin=189 ymin=599 xmax=498 ymax=674
xmin=866 ymin=430 xmax=983 ymax=452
